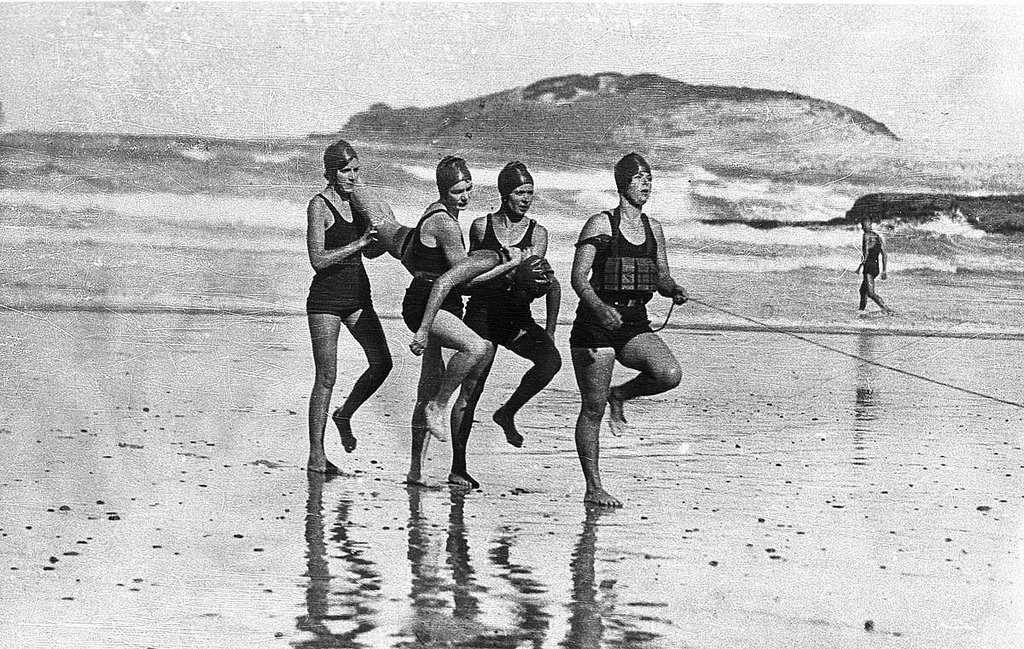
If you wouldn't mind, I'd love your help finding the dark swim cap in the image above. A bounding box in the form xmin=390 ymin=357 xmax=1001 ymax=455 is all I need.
xmin=436 ymin=155 xmax=472 ymax=196
xmin=497 ymin=161 xmax=534 ymax=198
xmin=613 ymin=152 xmax=652 ymax=194
xmin=323 ymin=139 xmax=358 ymax=180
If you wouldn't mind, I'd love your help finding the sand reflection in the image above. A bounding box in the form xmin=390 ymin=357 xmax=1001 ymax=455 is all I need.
xmin=296 ymin=472 xmax=381 ymax=648
xmin=851 ymin=332 xmax=880 ymax=467
xmin=489 ymin=528 xmax=551 ymax=647
xmin=563 ymin=508 xmax=664 ymax=649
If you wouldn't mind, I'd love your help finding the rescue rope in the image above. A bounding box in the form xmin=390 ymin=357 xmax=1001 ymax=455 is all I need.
xmin=657 ymin=295 xmax=1024 ymax=410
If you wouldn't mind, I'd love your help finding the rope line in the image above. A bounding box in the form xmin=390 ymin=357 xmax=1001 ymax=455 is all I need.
xmin=673 ymin=296 xmax=1024 ymax=410
xmin=650 ymin=301 xmax=675 ymax=332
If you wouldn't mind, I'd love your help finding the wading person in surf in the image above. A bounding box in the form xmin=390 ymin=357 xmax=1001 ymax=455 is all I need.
xmin=856 ymin=216 xmax=894 ymax=315
xmin=410 ymin=161 xmax=561 ymax=488
xmin=401 ymin=155 xmax=493 ymax=486
xmin=569 ymin=153 xmax=689 ymax=507
xmin=305 ymin=139 xmax=393 ymax=474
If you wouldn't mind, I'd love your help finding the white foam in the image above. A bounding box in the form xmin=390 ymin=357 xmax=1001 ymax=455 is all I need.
xmin=0 ymin=189 xmax=304 ymax=230
xmin=915 ymin=212 xmax=987 ymax=240
xmin=252 ymin=151 xmax=303 ymax=164
xmin=177 ymin=147 xmax=216 ymax=163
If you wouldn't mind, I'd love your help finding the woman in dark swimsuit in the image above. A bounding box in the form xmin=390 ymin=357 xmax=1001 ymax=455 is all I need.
xmin=410 ymin=161 xmax=561 ymax=488
xmin=569 ymin=153 xmax=688 ymax=507
xmin=402 ymin=156 xmax=494 ymax=486
xmin=857 ymin=217 xmax=893 ymax=314
xmin=305 ymin=140 xmax=392 ymax=474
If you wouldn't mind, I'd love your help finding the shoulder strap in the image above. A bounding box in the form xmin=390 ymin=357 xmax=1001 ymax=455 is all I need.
xmin=607 ymin=209 xmax=620 ymax=257
xmin=517 ymin=219 xmax=537 ymax=249
xmin=640 ymin=213 xmax=657 ymax=257
xmin=483 ymin=213 xmax=498 ymax=247
xmin=318 ymin=194 xmax=351 ymax=226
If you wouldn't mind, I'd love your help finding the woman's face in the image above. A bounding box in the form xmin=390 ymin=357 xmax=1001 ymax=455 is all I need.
xmin=504 ymin=183 xmax=534 ymax=218
xmin=623 ymin=171 xmax=653 ymax=207
xmin=444 ymin=180 xmax=473 ymax=211
xmin=861 ymin=219 xmax=872 ymax=232
xmin=334 ymin=158 xmax=360 ymax=193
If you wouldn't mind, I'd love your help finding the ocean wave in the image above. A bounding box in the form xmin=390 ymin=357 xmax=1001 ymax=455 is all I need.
xmin=0 ymin=189 xmax=304 ymax=230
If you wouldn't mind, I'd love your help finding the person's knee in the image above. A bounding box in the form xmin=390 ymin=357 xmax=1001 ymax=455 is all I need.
xmin=579 ymin=397 xmax=607 ymax=421
xmin=466 ymin=338 xmax=493 ymax=362
xmin=314 ymin=367 xmax=337 ymax=390
xmin=537 ymin=352 xmax=562 ymax=380
xmin=652 ymin=363 xmax=682 ymax=390
xmin=372 ymin=353 xmax=394 ymax=376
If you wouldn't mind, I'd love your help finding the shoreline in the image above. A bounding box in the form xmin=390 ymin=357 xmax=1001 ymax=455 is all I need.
xmin=7 ymin=302 xmax=1024 ymax=342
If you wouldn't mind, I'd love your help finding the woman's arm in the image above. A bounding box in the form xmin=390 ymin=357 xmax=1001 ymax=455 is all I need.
xmin=531 ymin=225 xmax=559 ymax=336
xmin=464 ymin=249 xmax=521 ymax=287
xmin=544 ymin=276 xmax=561 ymax=337
xmin=650 ymin=218 xmax=687 ymax=304
xmin=425 ymin=214 xmax=468 ymax=269
xmin=306 ymin=197 xmax=376 ymax=272
xmin=410 ymin=251 xmax=503 ymax=355
xmin=571 ymin=213 xmax=621 ymax=329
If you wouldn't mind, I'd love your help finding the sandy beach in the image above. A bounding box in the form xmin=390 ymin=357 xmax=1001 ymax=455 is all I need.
xmin=6 ymin=4 xmax=1024 ymax=646
xmin=2 ymin=305 xmax=1022 ymax=648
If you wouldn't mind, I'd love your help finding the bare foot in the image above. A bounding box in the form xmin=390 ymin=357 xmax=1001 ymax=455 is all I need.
xmin=404 ymin=473 xmax=441 ymax=489
xmin=423 ymin=402 xmax=450 ymax=442
xmin=331 ymin=409 xmax=357 ymax=453
xmin=307 ymin=457 xmax=342 ymax=476
xmin=607 ymin=389 xmax=627 ymax=437
xmin=883 ymin=308 xmax=897 ymax=316
xmin=584 ymin=487 xmax=622 ymax=508
xmin=448 ymin=471 xmax=480 ymax=489
xmin=492 ymin=406 xmax=523 ymax=448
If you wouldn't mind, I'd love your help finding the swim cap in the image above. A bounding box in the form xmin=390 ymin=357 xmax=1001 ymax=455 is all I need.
xmin=436 ymin=155 xmax=472 ymax=196
xmin=497 ymin=161 xmax=534 ymax=198
xmin=613 ymin=152 xmax=652 ymax=194
xmin=323 ymin=139 xmax=358 ymax=180
xmin=511 ymin=255 xmax=555 ymax=301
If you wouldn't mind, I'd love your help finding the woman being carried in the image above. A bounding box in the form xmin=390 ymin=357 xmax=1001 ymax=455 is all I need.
xmin=410 ymin=161 xmax=561 ymax=488
xmin=401 ymin=156 xmax=494 ymax=486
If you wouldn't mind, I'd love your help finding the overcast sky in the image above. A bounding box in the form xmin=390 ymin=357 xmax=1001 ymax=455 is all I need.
xmin=2 ymin=2 xmax=1022 ymax=152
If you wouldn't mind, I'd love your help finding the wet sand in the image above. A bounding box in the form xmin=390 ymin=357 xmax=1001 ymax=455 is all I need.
xmin=1 ymin=309 xmax=1022 ymax=648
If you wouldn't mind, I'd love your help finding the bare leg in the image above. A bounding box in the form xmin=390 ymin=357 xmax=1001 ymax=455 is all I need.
xmin=408 ymin=343 xmax=442 ymax=486
xmin=349 ymin=184 xmax=411 ymax=260
xmin=606 ymin=388 xmax=628 ymax=437
xmin=331 ymin=307 xmax=393 ymax=452
xmin=862 ymin=274 xmax=893 ymax=314
xmin=448 ymin=350 xmax=496 ymax=489
xmin=422 ymin=310 xmax=493 ymax=443
xmin=571 ymin=346 xmax=621 ymax=507
xmin=607 ymin=333 xmax=682 ymax=436
xmin=307 ymin=313 xmax=343 ymax=475
xmin=493 ymin=326 xmax=562 ymax=447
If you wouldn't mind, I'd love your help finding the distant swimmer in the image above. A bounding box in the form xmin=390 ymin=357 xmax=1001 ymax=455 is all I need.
xmin=305 ymin=140 xmax=393 ymax=474
xmin=569 ymin=153 xmax=689 ymax=507
xmin=856 ymin=217 xmax=894 ymax=315
xmin=410 ymin=161 xmax=561 ymax=488
xmin=401 ymin=155 xmax=493 ymax=486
